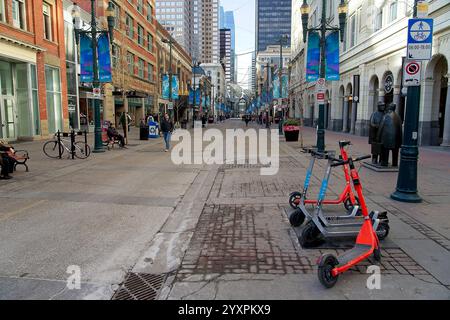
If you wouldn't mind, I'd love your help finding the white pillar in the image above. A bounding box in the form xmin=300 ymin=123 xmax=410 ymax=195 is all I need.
xmin=441 ymin=80 xmax=450 ymax=146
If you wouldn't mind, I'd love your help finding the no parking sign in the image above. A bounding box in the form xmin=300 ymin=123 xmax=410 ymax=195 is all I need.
xmin=403 ymin=61 xmax=422 ymax=87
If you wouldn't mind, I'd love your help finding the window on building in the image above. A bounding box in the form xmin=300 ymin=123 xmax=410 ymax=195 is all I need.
xmin=389 ymin=1 xmax=398 ymax=23
xmin=147 ymin=33 xmax=153 ymax=52
xmin=374 ymin=8 xmax=383 ymax=31
xmin=127 ymin=52 xmax=135 ymax=75
xmin=126 ymin=14 xmax=134 ymax=38
xmin=12 ymin=0 xmax=27 ymax=30
xmin=43 ymin=2 xmax=53 ymax=41
xmin=111 ymin=1 xmax=120 ymax=28
xmin=349 ymin=13 xmax=356 ymax=48
xmin=137 ymin=0 xmax=143 ymax=14
xmin=137 ymin=24 xmax=144 ymax=46
xmin=45 ymin=66 xmax=63 ymax=133
xmin=138 ymin=58 xmax=144 ymax=78
xmin=148 ymin=63 xmax=154 ymax=81
xmin=0 ymin=0 xmax=6 ymax=22
xmin=147 ymin=2 xmax=153 ymax=22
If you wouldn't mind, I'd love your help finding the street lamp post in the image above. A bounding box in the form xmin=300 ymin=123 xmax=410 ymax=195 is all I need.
xmin=391 ymin=0 xmax=423 ymax=203
xmin=192 ymin=60 xmax=201 ymax=128
xmin=301 ymin=0 xmax=348 ymax=152
xmin=278 ymin=34 xmax=289 ymax=134
xmin=72 ymin=1 xmax=115 ymax=153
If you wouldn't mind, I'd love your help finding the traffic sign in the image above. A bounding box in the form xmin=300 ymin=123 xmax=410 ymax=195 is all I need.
xmin=317 ymin=92 xmax=325 ymax=104
xmin=93 ymin=87 xmax=101 ymax=98
xmin=316 ymin=78 xmax=327 ymax=92
xmin=407 ymin=18 xmax=433 ymax=60
xmin=403 ymin=61 xmax=422 ymax=87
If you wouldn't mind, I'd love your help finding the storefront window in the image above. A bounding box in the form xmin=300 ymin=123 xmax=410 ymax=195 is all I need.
xmin=30 ymin=64 xmax=40 ymax=135
xmin=0 ymin=61 xmax=13 ymax=96
xmin=0 ymin=0 xmax=6 ymax=22
xmin=15 ymin=63 xmax=32 ymax=137
xmin=45 ymin=66 xmax=63 ymax=133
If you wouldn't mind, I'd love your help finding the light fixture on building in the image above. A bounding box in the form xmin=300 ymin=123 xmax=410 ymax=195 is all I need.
xmin=300 ymin=0 xmax=310 ymax=43
xmin=338 ymin=0 xmax=348 ymax=42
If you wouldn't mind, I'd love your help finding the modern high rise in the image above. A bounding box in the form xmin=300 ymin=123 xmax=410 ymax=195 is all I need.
xmin=255 ymin=0 xmax=291 ymax=53
xmin=220 ymin=28 xmax=232 ymax=83
xmin=155 ymin=0 xmax=192 ymax=54
xmin=223 ymin=10 xmax=236 ymax=83
xmin=156 ymin=0 xmax=218 ymax=64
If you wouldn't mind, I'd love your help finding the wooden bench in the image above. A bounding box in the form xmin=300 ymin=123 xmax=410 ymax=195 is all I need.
xmin=0 ymin=150 xmax=30 ymax=172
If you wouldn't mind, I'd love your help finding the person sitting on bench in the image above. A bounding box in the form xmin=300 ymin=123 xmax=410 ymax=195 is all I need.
xmin=106 ymin=123 xmax=125 ymax=148
xmin=0 ymin=140 xmax=15 ymax=180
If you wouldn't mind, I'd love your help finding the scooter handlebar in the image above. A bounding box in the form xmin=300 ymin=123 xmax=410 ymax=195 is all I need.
xmin=330 ymin=155 xmax=371 ymax=167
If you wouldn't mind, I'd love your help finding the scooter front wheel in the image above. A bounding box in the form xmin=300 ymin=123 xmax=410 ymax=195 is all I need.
xmin=318 ymin=254 xmax=339 ymax=288
xmin=344 ymin=196 xmax=360 ymax=212
xmin=288 ymin=192 xmax=302 ymax=209
xmin=289 ymin=209 xmax=305 ymax=227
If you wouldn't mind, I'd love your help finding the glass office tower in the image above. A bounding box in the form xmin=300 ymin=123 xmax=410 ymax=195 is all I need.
xmin=255 ymin=0 xmax=291 ymax=52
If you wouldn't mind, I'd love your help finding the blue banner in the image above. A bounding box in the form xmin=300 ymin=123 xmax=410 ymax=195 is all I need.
xmin=162 ymin=75 xmax=170 ymax=100
xmin=171 ymin=76 xmax=179 ymax=100
xmin=281 ymin=75 xmax=289 ymax=98
xmin=97 ymin=33 xmax=112 ymax=82
xmin=325 ymin=31 xmax=340 ymax=81
xmin=80 ymin=34 xmax=93 ymax=82
xmin=306 ymin=31 xmax=320 ymax=82
xmin=272 ymin=75 xmax=280 ymax=99
xmin=189 ymin=88 xmax=201 ymax=105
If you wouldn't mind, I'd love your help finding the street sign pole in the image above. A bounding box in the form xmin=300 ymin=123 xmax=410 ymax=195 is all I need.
xmin=391 ymin=0 xmax=427 ymax=203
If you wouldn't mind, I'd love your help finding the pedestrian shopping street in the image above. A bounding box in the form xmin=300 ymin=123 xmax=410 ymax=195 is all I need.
xmin=1 ymin=120 xmax=449 ymax=299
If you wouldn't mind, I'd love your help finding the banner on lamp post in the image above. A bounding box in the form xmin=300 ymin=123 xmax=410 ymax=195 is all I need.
xmin=325 ymin=31 xmax=340 ymax=81
xmin=281 ymin=75 xmax=289 ymax=98
xmin=97 ymin=33 xmax=112 ymax=83
xmin=162 ymin=75 xmax=170 ymax=100
xmin=272 ymin=75 xmax=280 ymax=99
xmin=306 ymin=31 xmax=320 ymax=82
xmin=171 ymin=76 xmax=179 ymax=100
xmin=80 ymin=33 xmax=93 ymax=83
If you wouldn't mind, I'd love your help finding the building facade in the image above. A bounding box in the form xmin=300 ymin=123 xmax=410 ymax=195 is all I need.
xmin=199 ymin=0 xmax=219 ymax=64
xmin=222 ymin=9 xmax=236 ymax=83
xmin=291 ymin=0 xmax=450 ymax=146
xmin=155 ymin=0 xmax=191 ymax=55
xmin=200 ymin=63 xmax=226 ymax=118
xmin=220 ymin=28 xmax=231 ymax=83
xmin=255 ymin=0 xmax=291 ymax=53
xmin=0 ymin=0 xmax=68 ymax=141
xmin=156 ymin=21 xmax=192 ymax=122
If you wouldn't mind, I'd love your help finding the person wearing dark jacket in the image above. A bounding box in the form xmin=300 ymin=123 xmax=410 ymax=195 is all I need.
xmin=107 ymin=123 xmax=125 ymax=147
xmin=377 ymin=103 xmax=403 ymax=167
xmin=160 ymin=113 xmax=174 ymax=152
xmin=0 ymin=140 xmax=15 ymax=180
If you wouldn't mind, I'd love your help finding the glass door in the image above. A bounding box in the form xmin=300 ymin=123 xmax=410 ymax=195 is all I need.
xmin=0 ymin=98 xmax=16 ymax=139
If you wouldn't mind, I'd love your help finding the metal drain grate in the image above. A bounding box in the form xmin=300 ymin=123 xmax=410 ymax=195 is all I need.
xmin=112 ymin=273 xmax=166 ymax=300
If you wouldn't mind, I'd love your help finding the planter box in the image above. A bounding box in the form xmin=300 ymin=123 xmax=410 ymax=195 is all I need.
xmin=284 ymin=125 xmax=300 ymax=142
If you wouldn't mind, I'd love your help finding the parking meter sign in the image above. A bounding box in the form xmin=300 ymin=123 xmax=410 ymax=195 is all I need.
xmin=317 ymin=92 xmax=325 ymax=104
xmin=403 ymin=61 xmax=422 ymax=87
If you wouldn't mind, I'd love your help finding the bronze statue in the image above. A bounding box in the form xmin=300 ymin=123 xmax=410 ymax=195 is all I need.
xmin=368 ymin=102 xmax=386 ymax=164
xmin=377 ymin=103 xmax=403 ymax=167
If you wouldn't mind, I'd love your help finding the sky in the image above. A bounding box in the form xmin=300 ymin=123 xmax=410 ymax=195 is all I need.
xmin=220 ymin=0 xmax=255 ymax=89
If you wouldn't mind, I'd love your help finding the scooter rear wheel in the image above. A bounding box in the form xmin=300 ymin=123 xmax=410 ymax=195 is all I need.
xmin=318 ymin=254 xmax=339 ymax=288
xmin=289 ymin=192 xmax=302 ymax=209
xmin=373 ymin=247 xmax=382 ymax=262
xmin=299 ymin=221 xmax=323 ymax=248
xmin=376 ymin=222 xmax=390 ymax=241
xmin=289 ymin=210 xmax=305 ymax=227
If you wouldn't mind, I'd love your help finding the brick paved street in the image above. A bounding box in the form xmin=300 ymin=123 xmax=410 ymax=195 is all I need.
xmin=1 ymin=121 xmax=449 ymax=299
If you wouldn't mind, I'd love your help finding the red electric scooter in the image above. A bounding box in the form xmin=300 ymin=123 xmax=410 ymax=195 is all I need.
xmin=288 ymin=141 xmax=359 ymax=227
xmin=317 ymin=155 xmax=383 ymax=288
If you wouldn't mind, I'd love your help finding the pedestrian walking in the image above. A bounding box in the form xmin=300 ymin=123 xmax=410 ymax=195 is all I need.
xmin=161 ymin=113 xmax=174 ymax=152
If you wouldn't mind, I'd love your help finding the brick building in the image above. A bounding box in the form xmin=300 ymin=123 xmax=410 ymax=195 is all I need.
xmin=0 ymin=0 xmax=68 ymax=141
xmin=156 ymin=20 xmax=191 ymax=123
xmin=75 ymin=0 xmax=158 ymax=129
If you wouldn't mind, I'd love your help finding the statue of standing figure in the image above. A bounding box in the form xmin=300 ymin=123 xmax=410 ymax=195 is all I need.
xmin=377 ymin=103 xmax=403 ymax=167
xmin=368 ymin=102 xmax=386 ymax=165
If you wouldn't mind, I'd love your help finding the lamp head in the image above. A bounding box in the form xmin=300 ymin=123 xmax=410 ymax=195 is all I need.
xmin=71 ymin=3 xmax=82 ymax=30
xmin=300 ymin=0 xmax=310 ymax=43
xmin=338 ymin=0 xmax=348 ymax=42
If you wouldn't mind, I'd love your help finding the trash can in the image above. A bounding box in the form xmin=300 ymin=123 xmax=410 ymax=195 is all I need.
xmin=140 ymin=125 xmax=149 ymax=140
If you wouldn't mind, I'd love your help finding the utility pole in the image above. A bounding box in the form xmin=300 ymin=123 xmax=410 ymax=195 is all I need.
xmin=279 ymin=35 xmax=288 ymax=134
xmin=391 ymin=0 xmax=423 ymax=203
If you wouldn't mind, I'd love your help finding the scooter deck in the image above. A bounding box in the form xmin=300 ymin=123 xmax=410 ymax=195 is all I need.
xmin=337 ymin=244 xmax=372 ymax=266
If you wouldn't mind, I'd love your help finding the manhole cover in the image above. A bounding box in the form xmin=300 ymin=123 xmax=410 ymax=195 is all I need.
xmin=112 ymin=273 xmax=167 ymax=300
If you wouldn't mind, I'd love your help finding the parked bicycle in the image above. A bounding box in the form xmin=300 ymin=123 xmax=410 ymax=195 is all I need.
xmin=43 ymin=131 xmax=91 ymax=159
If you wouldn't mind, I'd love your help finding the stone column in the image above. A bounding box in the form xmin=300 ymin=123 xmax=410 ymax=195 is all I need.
xmin=393 ymin=86 xmax=401 ymax=109
xmin=342 ymin=97 xmax=349 ymax=132
xmin=378 ymin=89 xmax=385 ymax=103
xmin=441 ymin=80 xmax=450 ymax=146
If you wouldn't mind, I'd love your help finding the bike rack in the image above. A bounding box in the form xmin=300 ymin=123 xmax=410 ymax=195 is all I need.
xmin=56 ymin=130 xmax=88 ymax=160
